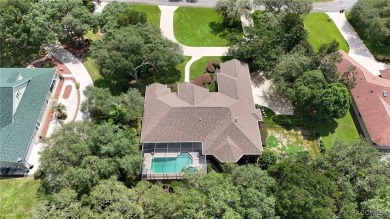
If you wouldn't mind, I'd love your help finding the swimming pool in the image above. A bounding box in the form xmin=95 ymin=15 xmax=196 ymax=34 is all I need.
xmin=151 ymin=153 xmax=193 ymax=173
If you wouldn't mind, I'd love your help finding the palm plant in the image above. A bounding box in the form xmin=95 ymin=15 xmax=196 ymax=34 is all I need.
xmin=52 ymin=103 xmax=67 ymax=119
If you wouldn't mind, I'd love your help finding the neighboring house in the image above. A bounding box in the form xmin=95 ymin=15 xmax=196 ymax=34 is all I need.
xmin=141 ymin=59 xmax=263 ymax=180
xmin=0 ymin=68 xmax=57 ymax=176
xmin=337 ymin=51 xmax=390 ymax=152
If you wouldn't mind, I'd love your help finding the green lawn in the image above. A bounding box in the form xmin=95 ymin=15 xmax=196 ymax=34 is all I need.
xmin=83 ymin=57 xmax=101 ymax=81
xmin=177 ymin=56 xmax=191 ymax=83
xmin=84 ymin=30 xmax=102 ymax=41
xmin=174 ymin=7 xmax=241 ymax=47
xmin=304 ymin=13 xmax=349 ymax=52
xmin=127 ymin=4 xmax=161 ymax=27
xmin=190 ymin=56 xmax=221 ymax=80
xmin=318 ymin=111 xmax=360 ymax=149
xmin=0 ymin=178 xmax=40 ymax=218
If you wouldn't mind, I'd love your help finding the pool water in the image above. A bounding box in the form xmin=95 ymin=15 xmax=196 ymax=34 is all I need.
xmin=151 ymin=153 xmax=193 ymax=173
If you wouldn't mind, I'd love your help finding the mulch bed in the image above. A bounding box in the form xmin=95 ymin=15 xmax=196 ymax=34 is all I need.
xmin=192 ymin=73 xmax=213 ymax=87
xmin=39 ymin=79 xmax=64 ymax=138
xmin=63 ymin=85 xmax=72 ymax=99
xmin=33 ymin=57 xmax=71 ymax=74
xmin=62 ymin=39 xmax=91 ymax=59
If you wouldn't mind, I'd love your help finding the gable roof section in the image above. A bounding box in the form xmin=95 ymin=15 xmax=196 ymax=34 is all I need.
xmin=141 ymin=59 xmax=263 ymax=162
xmin=337 ymin=51 xmax=390 ymax=147
xmin=0 ymin=68 xmax=56 ymax=163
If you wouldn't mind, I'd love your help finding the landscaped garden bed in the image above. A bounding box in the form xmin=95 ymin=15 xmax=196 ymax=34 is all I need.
xmin=63 ymin=85 xmax=72 ymax=99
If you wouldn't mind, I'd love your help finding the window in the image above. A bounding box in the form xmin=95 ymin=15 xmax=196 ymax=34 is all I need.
xmin=15 ymin=91 xmax=21 ymax=99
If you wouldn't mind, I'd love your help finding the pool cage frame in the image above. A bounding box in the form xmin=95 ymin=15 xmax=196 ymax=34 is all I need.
xmin=142 ymin=142 xmax=207 ymax=180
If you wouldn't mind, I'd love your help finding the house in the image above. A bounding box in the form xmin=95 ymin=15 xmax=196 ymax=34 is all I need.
xmin=140 ymin=59 xmax=263 ymax=180
xmin=337 ymin=51 xmax=390 ymax=152
xmin=0 ymin=68 xmax=57 ymax=176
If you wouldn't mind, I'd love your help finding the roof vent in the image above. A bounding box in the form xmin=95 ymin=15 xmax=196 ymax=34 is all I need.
xmin=370 ymin=90 xmax=373 ymax=93
xmin=384 ymin=91 xmax=387 ymax=97
xmin=199 ymin=118 xmax=202 ymax=121
xmin=17 ymin=157 xmax=22 ymax=162
xmin=235 ymin=117 xmax=238 ymax=122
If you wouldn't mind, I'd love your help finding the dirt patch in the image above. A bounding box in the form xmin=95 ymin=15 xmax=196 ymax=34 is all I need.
xmin=266 ymin=126 xmax=320 ymax=157
xmin=63 ymin=85 xmax=72 ymax=99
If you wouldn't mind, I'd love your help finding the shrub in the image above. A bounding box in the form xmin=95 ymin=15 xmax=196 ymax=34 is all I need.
xmin=76 ymin=82 xmax=80 ymax=89
xmin=58 ymin=74 xmax=64 ymax=80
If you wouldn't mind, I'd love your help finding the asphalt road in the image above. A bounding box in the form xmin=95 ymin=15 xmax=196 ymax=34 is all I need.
xmin=102 ymin=0 xmax=358 ymax=11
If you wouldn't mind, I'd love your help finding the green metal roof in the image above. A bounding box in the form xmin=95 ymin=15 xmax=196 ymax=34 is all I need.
xmin=0 ymin=68 xmax=56 ymax=163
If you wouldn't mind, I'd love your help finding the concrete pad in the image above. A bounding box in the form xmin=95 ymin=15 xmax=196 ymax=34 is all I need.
xmin=251 ymin=75 xmax=294 ymax=115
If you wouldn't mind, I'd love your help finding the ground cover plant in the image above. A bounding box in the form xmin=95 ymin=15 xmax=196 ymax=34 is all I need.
xmin=174 ymin=7 xmax=242 ymax=46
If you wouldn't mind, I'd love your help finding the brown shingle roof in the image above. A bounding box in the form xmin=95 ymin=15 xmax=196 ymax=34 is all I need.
xmin=141 ymin=59 xmax=263 ymax=162
xmin=337 ymin=51 xmax=390 ymax=147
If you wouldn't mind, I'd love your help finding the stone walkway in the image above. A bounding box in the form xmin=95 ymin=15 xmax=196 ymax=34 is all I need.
xmin=327 ymin=12 xmax=390 ymax=76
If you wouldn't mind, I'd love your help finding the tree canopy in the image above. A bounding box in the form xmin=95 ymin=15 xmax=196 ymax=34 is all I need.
xmin=255 ymin=0 xmax=312 ymax=14
xmin=91 ymin=25 xmax=183 ymax=86
xmin=81 ymin=86 xmax=144 ymax=125
xmin=349 ymin=0 xmax=390 ymax=46
xmin=0 ymin=0 xmax=97 ymax=67
xmin=35 ymin=122 xmax=142 ymax=197
xmin=215 ymin=0 xmax=253 ymax=27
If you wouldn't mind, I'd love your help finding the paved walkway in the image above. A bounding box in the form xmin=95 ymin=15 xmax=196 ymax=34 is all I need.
xmin=327 ymin=12 xmax=390 ymax=76
xmin=158 ymin=5 xmax=228 ymax=82
xmin=48 ymin=45 xmax=93 ymax=120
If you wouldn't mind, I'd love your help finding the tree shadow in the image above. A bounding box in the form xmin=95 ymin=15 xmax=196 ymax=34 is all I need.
xmin=209 ymin=21 xmax=243 ymax=42
xmin=94 ymin=77 xmax=127 ymax=96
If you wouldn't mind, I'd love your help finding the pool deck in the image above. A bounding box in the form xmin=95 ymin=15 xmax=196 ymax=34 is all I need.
xmin=142 ymin=152 xmax=206 ymax=180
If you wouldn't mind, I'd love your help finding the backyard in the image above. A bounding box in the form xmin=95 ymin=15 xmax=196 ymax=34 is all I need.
xmin=261 ymin=106 xmax=359 ymax=151
xmin=0 ymin=178 xmax=40 ymax=218
xmin=304 ymin=12 xmax=349 ymax=52
xmin=174 ymin=7 xmax=241 ymax=47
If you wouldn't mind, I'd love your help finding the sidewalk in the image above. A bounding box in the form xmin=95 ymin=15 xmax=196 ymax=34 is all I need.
xmin=327 ymin=12 xmax=390 ymax=76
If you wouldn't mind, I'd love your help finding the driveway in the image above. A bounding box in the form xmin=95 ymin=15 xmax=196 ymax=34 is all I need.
xmin=327 ymin=12 xmax=390 ymax=76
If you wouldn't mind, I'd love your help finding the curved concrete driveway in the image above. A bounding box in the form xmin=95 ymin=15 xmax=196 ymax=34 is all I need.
xmin=327 ymin=12 xmax=390 ymax=76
